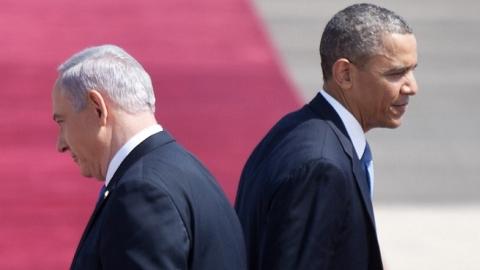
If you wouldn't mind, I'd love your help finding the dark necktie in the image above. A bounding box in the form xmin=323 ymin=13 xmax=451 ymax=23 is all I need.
xmin=360 ymin=143 xmax=373 ymax=197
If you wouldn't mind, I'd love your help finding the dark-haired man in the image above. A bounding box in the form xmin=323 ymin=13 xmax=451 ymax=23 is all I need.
xmin=236 ymin=4 xmax=418 ymax=270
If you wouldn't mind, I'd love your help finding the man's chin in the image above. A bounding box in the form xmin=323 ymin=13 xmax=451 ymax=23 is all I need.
xmin=79 ymin=169 xmax=93 ymax=178
xmin=80 ymin=170 xmax=106 ymax=181
xmin=385 ymin=118 xmax=402 ymax=129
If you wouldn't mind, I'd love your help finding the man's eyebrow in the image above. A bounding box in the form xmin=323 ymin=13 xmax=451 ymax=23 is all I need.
xmin=385 ymin=63 xmax=418 ymax=73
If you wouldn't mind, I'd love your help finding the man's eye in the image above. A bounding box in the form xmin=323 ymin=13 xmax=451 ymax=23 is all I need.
xmin=391 ymin=70 xmax=405 ymax=75
xmin=386 ymin=70 xmax=407 ymax=77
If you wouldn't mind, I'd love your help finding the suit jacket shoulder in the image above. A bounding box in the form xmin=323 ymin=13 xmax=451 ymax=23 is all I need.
xmin=72 ymin=131 xmax=247 ymax=270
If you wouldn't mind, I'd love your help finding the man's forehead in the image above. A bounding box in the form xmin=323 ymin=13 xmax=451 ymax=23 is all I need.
xmin=52 ymin=86 xmax=64 ymax=105
xmin=381 ymin=33 xmax=417 ymax=52
xmin=367 ymin=34 xmax=417 ymax=65
xmin=52 ymin=85 xmax=72 ymax=115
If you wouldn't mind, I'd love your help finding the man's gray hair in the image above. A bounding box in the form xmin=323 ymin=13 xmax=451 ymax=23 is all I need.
xmin=320 ymin=3 xmax=413 ymax=81
xmin=57 ymin=44 xmax=156 ymax=113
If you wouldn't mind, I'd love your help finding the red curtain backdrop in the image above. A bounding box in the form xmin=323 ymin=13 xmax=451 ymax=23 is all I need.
xmin=0 ymin=0 xmax=300 ymax=268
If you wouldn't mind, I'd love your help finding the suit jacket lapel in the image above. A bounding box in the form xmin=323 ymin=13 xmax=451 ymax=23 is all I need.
xmin=71 ymin=131 xmax=175 ymax=267
xmin=70 ymin=188 xmax=110 ymax=268
xmin=307 ymin=93 xmax=376 ymax=227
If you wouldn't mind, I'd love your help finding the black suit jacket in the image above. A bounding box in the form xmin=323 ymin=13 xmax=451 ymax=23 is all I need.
xmin=235 ymin=94 xmax=382 ymax=270
xmin=71 ymin=131 xmax=247 ymax=270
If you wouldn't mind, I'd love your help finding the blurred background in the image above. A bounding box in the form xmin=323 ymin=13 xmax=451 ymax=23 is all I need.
xmin=0 ymin=0 xmax=478 ymax=269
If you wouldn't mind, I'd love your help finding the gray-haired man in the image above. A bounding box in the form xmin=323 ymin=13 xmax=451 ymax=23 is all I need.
xmin=52 ymin=45 xmax=247 ymax=270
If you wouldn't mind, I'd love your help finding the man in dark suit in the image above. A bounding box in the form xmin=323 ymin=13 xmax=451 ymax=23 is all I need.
xmin=235 ymin=4 xmax=418 ymax=270
xmin=52 ymin=45 xmax=246 ymax=270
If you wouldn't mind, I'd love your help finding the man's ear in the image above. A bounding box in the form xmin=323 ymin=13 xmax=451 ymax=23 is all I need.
xmin=87 ymin=90 xmax=108 ymax=126
xmin=332 ymin=58 xmax=353 ymax=90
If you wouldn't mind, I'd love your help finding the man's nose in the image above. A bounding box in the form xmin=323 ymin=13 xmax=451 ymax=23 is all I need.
xmin=56 ymin=135 xmax=68 ymax=153
xmin=402 ymin=71 xmax=418 ymax=96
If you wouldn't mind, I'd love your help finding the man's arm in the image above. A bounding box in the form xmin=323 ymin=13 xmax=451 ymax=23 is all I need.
xmin=259 ymin=159 xmax=349 ymax=270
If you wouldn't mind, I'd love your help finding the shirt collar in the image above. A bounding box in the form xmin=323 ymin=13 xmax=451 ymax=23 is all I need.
xmin=104 ymin=124 xmax=163 ymax=186
xmin=320 ymin=90 xmax=366 ymax=160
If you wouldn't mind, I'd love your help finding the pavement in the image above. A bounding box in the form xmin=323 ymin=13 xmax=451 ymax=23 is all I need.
xmin=252 ymin=0 xmax=480 ymax=268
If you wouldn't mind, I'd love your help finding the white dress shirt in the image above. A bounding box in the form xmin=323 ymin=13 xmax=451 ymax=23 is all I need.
xmin=320 ymin=90 xmax=374 ymax=197
xmin=104 ymin=124 xmax=163 ymax=187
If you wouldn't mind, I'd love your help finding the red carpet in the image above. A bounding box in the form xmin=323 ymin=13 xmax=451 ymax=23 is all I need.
xmin=0 ymin=0 xmax=300 ymax=268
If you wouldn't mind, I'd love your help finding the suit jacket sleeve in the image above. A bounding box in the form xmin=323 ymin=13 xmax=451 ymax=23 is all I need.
xmin=100 ymin=180 xmax=190 ymax=269
xmin=259 ymin=159 xmax=349 ymax=270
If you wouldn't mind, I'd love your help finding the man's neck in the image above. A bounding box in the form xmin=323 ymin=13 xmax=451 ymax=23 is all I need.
xmin=102 ymin=110 xmax=158 ymax=179
xmin=323 ymin=81 xmax=365 ymax=132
